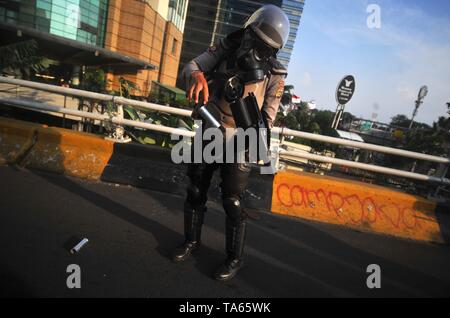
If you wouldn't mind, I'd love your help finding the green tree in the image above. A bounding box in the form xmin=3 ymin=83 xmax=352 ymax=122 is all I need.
xmin=294 ymin=108 xmax=310 ymax=131
xmin=341 ymin=111 xmax=356 ymax=129
xmin=298 ymin=101 xmax=309 ymax=110
xmin=274 ymin=111 xmax=286 ymax=127
xmin=108 ymin=77 xmax=194 ymax=148
xmin=390 ymin=114 xmax=411 ymax=128
xmin=0 ymin=40 xmax=49 ymax=79
xmin=118 ymin=76 xmax=141 ymax=98
xmin=308 ymin=122 xmax=321 ymax=134
xmin=80 ymin=68 xmax=109 ymax=93
xmin=401 ymin=105 xmax=449 ymax=156
xmin=284 ymin=111 xmax=301 ymax=130
xmin=173 ymin=97 xmax=190 ymax=108
xmin=311 ymin=110 xmax=335 ymax=136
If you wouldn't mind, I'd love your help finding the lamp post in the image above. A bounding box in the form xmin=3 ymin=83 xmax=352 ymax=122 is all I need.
xmin=409 ymin=85 xmax=428 ymax=129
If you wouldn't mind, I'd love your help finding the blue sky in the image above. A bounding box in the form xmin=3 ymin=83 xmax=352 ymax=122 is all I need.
xmin=287 ymin=0 xmax=450 ymax=125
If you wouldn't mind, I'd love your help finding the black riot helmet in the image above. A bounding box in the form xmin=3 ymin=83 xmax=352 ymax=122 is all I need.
xmin=244 ymin=4 xmax=290 ymax=49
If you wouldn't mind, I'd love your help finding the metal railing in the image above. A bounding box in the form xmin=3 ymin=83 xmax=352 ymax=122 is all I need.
xmin=0 ymin=96 xmax=195 ymax=138
xmin=0 ymin=76 xmax=449 ymax=187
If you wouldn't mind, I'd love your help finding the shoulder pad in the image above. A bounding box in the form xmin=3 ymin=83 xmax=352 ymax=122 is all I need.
xmin=269 ymin=57 xmax=288 ymax=76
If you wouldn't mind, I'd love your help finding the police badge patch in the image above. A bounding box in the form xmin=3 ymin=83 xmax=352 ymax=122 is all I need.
xmin=275 ymin=80 xmax=285 ymax=98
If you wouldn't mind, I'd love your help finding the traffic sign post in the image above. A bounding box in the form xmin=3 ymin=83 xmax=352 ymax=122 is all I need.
xmin=332 ymin=75 xmax=356 ymax=130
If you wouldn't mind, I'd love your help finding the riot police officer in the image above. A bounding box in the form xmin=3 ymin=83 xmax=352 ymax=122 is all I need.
xmin=172 ymin=4 xmax=290 ymax=281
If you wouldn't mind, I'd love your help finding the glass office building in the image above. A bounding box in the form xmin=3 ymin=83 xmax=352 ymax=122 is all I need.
xmin=210 ymin=0 xmax=280 ymax=44
xmin=0 ymin=0 xmax=109 ymax=47
xmin=278 ymin=0 xmax=304 ymax=68
xmin=168 ymin=0 xmax=189 ymax=33
xmin=178 ymin=0 xmax=304 ymax=86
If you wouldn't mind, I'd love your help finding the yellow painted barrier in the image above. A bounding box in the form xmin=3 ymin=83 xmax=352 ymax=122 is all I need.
xmin=2 ymin=117 xmax=446 ymax=243
xmin=272 ymin=169 xmax=443 ymax=243
xmin=23 ymin=126 xmax=114 ymax=180
xmin=0 ymin=118 xmax=42 ymax=165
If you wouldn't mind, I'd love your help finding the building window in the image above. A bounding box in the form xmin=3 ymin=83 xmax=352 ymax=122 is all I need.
xmin=171 ymin=38 xmax=178 ymax=55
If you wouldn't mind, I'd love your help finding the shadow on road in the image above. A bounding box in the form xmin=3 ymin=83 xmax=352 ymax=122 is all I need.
xmin=0 ymin=266 xmax=34 ymax=298
xmin=34 ymin=170 xmax=450 ymax=297
xmin=33 ymin=171 xmax=184 ymax=260
xmin=422 ymin=200 xmax=450 ymax=244
xmin=150 ymin=173 xmax=450 ymax=297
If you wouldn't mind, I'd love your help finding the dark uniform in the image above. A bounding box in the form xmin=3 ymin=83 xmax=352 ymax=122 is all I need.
xmin=172 ymin=4 xmax=290 ymax=281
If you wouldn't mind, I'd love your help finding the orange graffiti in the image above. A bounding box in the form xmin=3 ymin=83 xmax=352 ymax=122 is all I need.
xmin=276 ymin=183 xmax=419 ymax=230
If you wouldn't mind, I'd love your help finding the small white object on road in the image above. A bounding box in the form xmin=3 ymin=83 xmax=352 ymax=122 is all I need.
xmin=70 ymin=238 xmax=89 ymax=254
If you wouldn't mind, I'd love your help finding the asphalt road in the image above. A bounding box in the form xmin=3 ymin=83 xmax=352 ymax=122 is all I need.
xmin=0 ymin=165 xmax=449 ymax=298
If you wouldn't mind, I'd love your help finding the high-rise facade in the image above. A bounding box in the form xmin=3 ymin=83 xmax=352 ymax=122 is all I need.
xmin=278 ymin=0 xmax=304 ymax=68
xmin=0 ymin=0 xmax=109 ymax=47
xmin=0 ymin=0 xmax=189 ymax=95
xmin=177 ymin=0 xmax=304 ymax=88
xmin=105 ymin=0 xmax=189 ymax=93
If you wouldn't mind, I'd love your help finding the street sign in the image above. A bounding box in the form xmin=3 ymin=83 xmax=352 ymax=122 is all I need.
xmin=336 ymin=75 xmax=356 ymax=105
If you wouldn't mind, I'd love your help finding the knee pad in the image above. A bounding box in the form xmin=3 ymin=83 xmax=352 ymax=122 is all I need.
xmin=187 ymin=183 xmax=205 ymax=206
xmin=223 ymin=196 xmax=244 ymax=221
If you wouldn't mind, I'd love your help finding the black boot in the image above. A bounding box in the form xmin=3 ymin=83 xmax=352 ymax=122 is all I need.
xmin=172 ymin=204 xmax=205 ymax=262
xmin=214 ymin=218 xmax=246 ymax=281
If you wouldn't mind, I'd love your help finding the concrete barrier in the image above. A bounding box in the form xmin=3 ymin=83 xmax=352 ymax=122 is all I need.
xmin=22 ymin=126 xmax=114 ymax=180
xmin=271 ymin=169 xmax=449 ymax=244
xmin=0 ymin=118 xmax=41 ymax=165
xmin=1 ymin=116 xmax=448 ymax=244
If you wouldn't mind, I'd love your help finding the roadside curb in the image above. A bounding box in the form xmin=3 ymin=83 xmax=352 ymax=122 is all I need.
xmin=0 ymin=117 xmax=114 ymax=179
xmin=0 ymin=117 xmax=40 ymax=165
xmin=23 ymin=126 xmax=114 ymax=180
xmin=272 ymin=170 xmax=449 ymax=244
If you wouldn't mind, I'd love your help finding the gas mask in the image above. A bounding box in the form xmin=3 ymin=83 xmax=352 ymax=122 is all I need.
xmin=235 ymin=28 xmax=277 ymax=83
